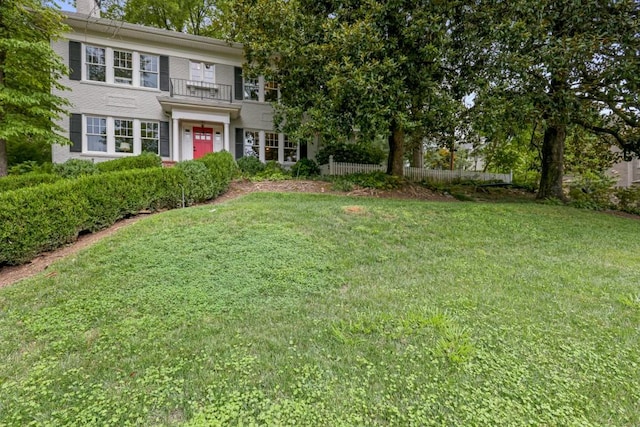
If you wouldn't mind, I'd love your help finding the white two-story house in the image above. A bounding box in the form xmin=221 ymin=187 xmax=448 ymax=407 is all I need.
xmin=52 ymin=1 xmax=314 ymax=165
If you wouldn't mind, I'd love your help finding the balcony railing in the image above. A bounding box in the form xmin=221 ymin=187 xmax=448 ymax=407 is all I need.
xmin=169 ymin=78 xmax=233 ymax=102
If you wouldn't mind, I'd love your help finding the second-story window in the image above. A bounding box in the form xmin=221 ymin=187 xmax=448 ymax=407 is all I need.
xmin=86 ymin=46 xmax=106 ymax=82
xmin=244 ymin=77 xmax=259 ymax=101
xmin=190 ymin=62 xmax=215 ymax=83
xmin=113 ymin=50 xmax=133 ymax=85
xmin=140 ymin=55 xmax=158 ymax=88
xmin=264 ymin=81 xmax=279 ymax=102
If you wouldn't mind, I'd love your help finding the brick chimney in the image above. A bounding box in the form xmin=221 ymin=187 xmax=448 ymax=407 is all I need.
xmin=76 ymin=0 xmax=101 ymax=18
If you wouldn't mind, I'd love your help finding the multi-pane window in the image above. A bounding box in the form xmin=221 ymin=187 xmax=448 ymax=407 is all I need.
xmin=86 ymin=116 xmax=107 ymax=152
xmin=140 ymin=55 xmax=159 ymax=88
xmin=86 ymin=46 xmax=106 ymax=82
xmin=264 ymin=132 xmax=279 ymax=161
xmin=244 ymin=77 xmax=259 ymax=101
xmin=283 ymin=135 xmax=297 ymax=162
xmin=141 ymin=121 xmax=159 ymax=154
xmin=264 ymin=81 xmax=279 ymax=102
xmin=113 ymin=50 xmax=133 ymax=85
xmin=114 ymin=119 xmax=134 ymax=153
xmin=244 ymin=130 xmax=260 ymax=157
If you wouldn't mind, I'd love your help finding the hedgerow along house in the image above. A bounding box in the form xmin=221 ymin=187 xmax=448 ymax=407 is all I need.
xmin=52 ymin=0 xmax=314 ymax=166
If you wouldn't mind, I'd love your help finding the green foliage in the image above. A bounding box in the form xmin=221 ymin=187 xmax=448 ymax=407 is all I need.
xmin=0 ymin=0 xmax=70 ymax=175
xmin=0 ymin=181 xmax=89 ymax=265
xmin=254 ymin=160 xmax=291 ymax=180
xmin=331 ymin=172 xmax=402 ymax=191
xmin=0 ymin=160 xmax=240 ymax=265
xmin=95 ymin=152 xmax=162 ymax=173
xmin=236 ymin=155 xmax=266 ymax=175
xmin=175 ymin=160 xmax=217 ymax=204
xmin=7 ymin=138 xmax=52 ymax=167
xmin=568 ymin=173 xmax=616 ymax=211
xmin=290 ymin=158 xmax=320 ymax=177
xmin=316 ymin=142 xmax=386 ymax=165
xmin=0 ymin=173 xmax=61 ymax=193
xmin=8 ymin=160 xmax=53 ymax=175
xmin=53 ymin=159 xmax=99 ymax=178
xmin=614 ymin=186 xmax=640 ymax=216
xmin=195 ymin=151 xmax=239 ymax=190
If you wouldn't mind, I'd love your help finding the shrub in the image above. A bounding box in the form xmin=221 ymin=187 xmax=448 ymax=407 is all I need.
xmin=96 ymin=152 xmax=162 ymax=173
xmin=0 ymin=173 xmax=61 ymax=193
xmin=614 ymin=186 xmax=640 ymax=215
xmin=316 ymin=142 xmax=386 ymax=165
xmin=8 ymin=161 xmax=53 ymax=175
xmin=175 ymin=161 xmax=217 ymax=205
xmin=256 ymin=161 xmax=290 ymax=180
xmin=290 ymin=158 xmax=320 ymax=178
xmin=0 ymin=181 xmax=90 ymax=265
xmin=568 ymin=173 xmax=615 ymax=210
xmin=196 ymin=151 xmax=239 ymax=191
xmin=0 ymin=164 xmax=233 ymax=266
xmin=53 ymin=159 xmax=99 ymax=178
xmin=237 ymin=155 xmax=265 ymax=175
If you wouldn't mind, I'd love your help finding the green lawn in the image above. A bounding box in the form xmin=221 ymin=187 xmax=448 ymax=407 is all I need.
xmin=1 ymin=193 xmax=639 ymax=426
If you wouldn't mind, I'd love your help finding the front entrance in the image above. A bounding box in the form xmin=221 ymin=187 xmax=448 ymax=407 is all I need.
xmin=193 ymin=126 xmax=214 ymax=159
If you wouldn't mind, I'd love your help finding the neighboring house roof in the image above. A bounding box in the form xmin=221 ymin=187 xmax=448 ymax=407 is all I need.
xmin=62 ymin=12 xmax=243 ymax=58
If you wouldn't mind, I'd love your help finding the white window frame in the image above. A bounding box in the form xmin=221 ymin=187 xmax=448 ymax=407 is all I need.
xmin=83 ymin=44 xmax=159 ymax=89
xmin=83 ymin=115 xmax=161 ymax=156
xmin=85 ymin=46 xmax=106 ymax=82
xmin=113 ymin=49 xmax=133 ymax=85
xmin=140 ymin=121 xmax=160 ymax=154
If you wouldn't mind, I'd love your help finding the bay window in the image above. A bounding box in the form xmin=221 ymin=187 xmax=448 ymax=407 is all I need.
xmin=284 ymin=135 xmax=297 ymax=162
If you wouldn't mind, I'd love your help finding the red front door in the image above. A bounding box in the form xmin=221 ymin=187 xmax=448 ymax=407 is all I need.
xmin=193 ymin=127 xmax=214 ymax=159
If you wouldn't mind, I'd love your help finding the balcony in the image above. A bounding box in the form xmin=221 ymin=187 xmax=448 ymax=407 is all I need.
xmin=169 ymin=78 xmax=233 ymax=103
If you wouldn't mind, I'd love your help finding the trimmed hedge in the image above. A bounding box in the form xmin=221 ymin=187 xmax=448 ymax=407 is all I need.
xmin=96 ymin=152 xmax=162 ymax=173
xmin=0 ymin=173 xmax=61 ymax=193
xmin=0 ymin=165 xmax=225 ymax=266
xmin=316 ymin=142 xmax=386 ymax=165
xmin=196 ymin=151 xmax=239 ymax=189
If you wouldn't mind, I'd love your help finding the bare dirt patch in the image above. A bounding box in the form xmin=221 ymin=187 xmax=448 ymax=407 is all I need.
xmin=0 ymin=179 xmax=478 ymax=288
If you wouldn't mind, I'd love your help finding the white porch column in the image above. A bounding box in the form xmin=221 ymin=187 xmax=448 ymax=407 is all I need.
xmin=172 ymin=118 xmax=179 ymax=161
xmin=223 ymin=123 xmax=230 ymax=152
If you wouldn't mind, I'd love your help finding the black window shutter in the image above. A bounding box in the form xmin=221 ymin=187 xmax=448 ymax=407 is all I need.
xmin=69 ymin=114 xmax=82 ymax=152
xmin=69 ymin=41 xmax=82 ymax=81
xmin=159 ymin=121 xmax=170 ymax=157
xmin=159 ymin=56 xmax=170 ymax=91
xmin=234 ymin=67 xmax=243 ymax=100
xmin=235 ymin=128 xmax=244 ymax=159
xmin=300 ymin=142 xmax=308 ymax=159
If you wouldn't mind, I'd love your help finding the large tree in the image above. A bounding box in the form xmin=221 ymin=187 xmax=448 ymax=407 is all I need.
xmin=472 ymin=0 xmax=640 ymax=199
xmin=0 ymin=0 xmax=70 ymax=176
xmin=102 ymin=0 xmax=232 ymax=37
xmin=235 ymin=0 xmax=467 ymax=176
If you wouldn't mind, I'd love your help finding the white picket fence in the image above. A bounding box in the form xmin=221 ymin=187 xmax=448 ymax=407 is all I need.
xmin=320 ymin=155 xmax=512 ymax=183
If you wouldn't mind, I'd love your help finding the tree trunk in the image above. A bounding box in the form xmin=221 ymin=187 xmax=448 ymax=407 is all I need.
xmin=537 ymin=123 xmax=566 ymax=200
xmin=386 ymin=120 xmax=405 ymax=176
xmin=0 ymin=138 xmax=7 ymax=177
xmin=411 ymin=144 xmax=423 ymax=168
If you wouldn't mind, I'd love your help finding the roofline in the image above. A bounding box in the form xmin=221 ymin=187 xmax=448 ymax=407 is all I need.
xmin=63 ymin=12 xmax=244 ymax=56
